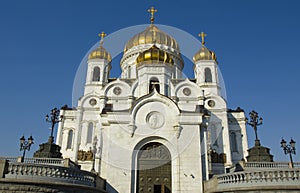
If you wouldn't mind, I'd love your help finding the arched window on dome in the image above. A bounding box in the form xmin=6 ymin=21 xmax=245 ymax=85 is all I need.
xmin=66 ymin=130 xmax=73 ymax=149
xmin=204 ymin=68 xmax=212 ymax=83
xmin=230 ymin=131 xmax=238 ymax=152
xmin=92 ymin=67 xmax=100 ymax=81
xmin=87 ymin=123 xmax=93 ymax=144
xmin=149 ymin=78 xmax=160 ymax=93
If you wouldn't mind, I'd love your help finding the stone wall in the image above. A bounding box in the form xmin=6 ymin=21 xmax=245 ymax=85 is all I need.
xmin=0 ymin=179 xmax=106 ymax=193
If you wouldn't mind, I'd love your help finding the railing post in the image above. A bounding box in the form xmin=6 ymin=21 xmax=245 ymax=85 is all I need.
xmin=17 ymin=156 xmax=23 ymax=163
xmin=0 ymin=160 xmax=9 ymax=178
xmin=63 ymin=158 xmax=70 ymax=167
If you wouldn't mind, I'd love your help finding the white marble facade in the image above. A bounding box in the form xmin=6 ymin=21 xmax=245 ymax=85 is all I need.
xmin=56 ymin=23 xmax=248 ymax=192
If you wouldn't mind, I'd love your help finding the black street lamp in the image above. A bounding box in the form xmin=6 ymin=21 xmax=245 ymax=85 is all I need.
xmin=246 ymin=110 xmax=263 ymax=144
xmin=46 ymin=108 xmax=63 ymax=143
xmin=280 ymin=138 xmax=296 ymax=168
xmin=19 ymin=135 xmax=34 ymax=162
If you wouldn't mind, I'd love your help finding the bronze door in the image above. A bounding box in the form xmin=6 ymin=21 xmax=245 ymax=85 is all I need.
xmin=137 ymin=142 xmax=171 ymax=193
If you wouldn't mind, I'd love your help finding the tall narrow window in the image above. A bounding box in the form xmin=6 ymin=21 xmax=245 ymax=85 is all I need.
xmin=87 ymin=123 xmax=93 ymax=144
xmin=92 ymin=67 xmax=100 ymax=81
xmin=204 ymin=68 xmax=212 ymax=83
xmin=230 ymin=132 xmax=238 ymax=152
xmin=149 ymin=78 xmax=160 ymax=93
xmin=128 ymin=66 xmax=131 ymax=78
xmin=66 ymin=130 xmax=73 ymax=149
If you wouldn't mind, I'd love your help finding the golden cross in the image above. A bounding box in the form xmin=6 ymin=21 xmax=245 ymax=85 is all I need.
xmin=98 ymin=31 xmax=107 ymax=46
xmin=198 ymin=32 xmax=207 ymax=45
xmin=147 ymin=6 xmax=157 ymax=24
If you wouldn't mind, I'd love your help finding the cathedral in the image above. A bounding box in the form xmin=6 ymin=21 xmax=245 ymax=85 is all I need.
xmin=56 ymin=7 xmax=249 ymax=193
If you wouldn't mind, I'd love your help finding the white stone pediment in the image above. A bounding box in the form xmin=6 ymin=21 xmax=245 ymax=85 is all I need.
xmin=103 ymin=78 xmax=131 ymax=97
xmin=173 ymin=78 xmax=202 ymax=98
xmin=129 ymin=90 xmax=180 ymax=136
xmin=204 ymin=95 xmax=227 ymax=110
xmin=78 ymin=92 xmax=100 ymax=108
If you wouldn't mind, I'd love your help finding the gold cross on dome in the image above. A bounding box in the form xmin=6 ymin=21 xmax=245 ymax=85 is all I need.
xmin=98 ymin=31 xmax=107 ymax=46
xmin=147 ymin=6 xmax=157 ymax=24
xmin=198 ymin=32 xmax=207 ymax=45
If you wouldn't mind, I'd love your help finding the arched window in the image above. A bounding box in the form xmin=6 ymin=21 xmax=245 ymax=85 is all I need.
xmin=92 ymin=67 xmax=100 ymax=81
xmin=66 ymin=130 xmax=73 ymax=149
xmin=230 ymin=132 xmax=238 ymax=152
xmin=149 ymin=78 xmax=160 ymax=93
xmin=87 ymin=123 xmax=93 ymax=144
xmin=204 ymin=68 xmax=212 ymax=83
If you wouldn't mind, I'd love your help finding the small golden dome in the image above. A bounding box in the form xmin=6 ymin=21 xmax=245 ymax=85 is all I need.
xmin=88 ymin=46 xmax=112 ymax=62
xmin=124 ymin=25 xmax=179 ymax=52
xmin=136 ymin=45 xmax=174 ymax=66
xmin=193 ymin=32 xmax=217 ymax=62
xmin=88 ymin=32 xmax=112 ymax=62
xmin=193 ymin=46 xmax=217 ymax=62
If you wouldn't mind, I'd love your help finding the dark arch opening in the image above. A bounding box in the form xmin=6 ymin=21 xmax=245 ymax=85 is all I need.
xmin=92 ymin=67 xmax=100 ymax=81
xmin=149 ymin=78 xmax=160 ymax=93
xmin=204 ymin=68 xmax=212 ymax=83
xmin=66 ymin=130 xmax=73 ymax=149
xmin=137 ymin=142 xmax=171 ymax=193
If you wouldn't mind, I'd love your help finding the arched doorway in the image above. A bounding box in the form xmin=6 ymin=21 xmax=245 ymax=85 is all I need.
xmin=137 ymin=142 xmax=171 ymax=193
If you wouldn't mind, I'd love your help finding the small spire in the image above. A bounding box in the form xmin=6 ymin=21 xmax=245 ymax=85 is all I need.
xmin=198 ymin=32 xmax=207 ymax=45
xmin=147 ymin=6 xmax=157 ymax=24
xmin=98 ymin=31 xmax=107 ymax=46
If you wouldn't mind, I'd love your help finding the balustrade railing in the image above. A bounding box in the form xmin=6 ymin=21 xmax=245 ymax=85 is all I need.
xmin=217 ymin=169 xmax=299 ymax=190
xmin=244 ymin=162 xmax=300 ymax=169
xmin=5 ymin=162 xmax=97 ymax=187
xmin=205 ymin=168 xmax=300 ymax=193
xmin=0 ymin=157 xmax=17 ymax=163
xmin=0 ymin=157 xmax=79 ymax=169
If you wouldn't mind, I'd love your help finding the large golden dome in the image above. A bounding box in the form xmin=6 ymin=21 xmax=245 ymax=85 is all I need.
xmin=124 ymin=24 xmax=179 ymax=52
xmin=136 ymin=45 xmax=174 ymax=67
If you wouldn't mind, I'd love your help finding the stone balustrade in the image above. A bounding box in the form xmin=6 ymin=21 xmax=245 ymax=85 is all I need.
xmin=204 ymin=168 xmax=300 ymax=193
xmin=244 ymin=162 xmax=300 ymax=169
xmin=0 ymin=157 xmax=80 ymax=169
xmin=0 ymin=157 xmax=106 ymax=192
xmin=0 ymin=157 xmax=18 ymax=163
xmin=6 ymin=162 xmax=96 ymax=186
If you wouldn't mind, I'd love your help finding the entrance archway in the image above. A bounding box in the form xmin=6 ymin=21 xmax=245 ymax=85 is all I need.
xmin=137 ymin=142 xmax=171 ymax=193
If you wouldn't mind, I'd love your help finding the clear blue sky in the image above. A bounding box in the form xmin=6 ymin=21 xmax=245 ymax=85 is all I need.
xmin=0 ymin=0 xmax=299 ymax=162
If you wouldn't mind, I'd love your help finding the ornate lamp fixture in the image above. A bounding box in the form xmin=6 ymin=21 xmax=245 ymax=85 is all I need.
xmin=246 ymin=110 xmax=263 ymax=145
xmin=19 ymin=135 xmax=34 ymax=162
xmin=45 ymin=107 xmax=63 ymax=143
xmin=280 ymin=138 xmax=296 ymax=168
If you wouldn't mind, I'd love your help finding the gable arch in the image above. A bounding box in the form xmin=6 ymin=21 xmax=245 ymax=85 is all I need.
xmin=173 ymin=79 xmax=202 ymax=97
xmin=130 ymin=92 xmax=180 ymax=123
xmin=103 ymin=79 xmax=131 ymax=96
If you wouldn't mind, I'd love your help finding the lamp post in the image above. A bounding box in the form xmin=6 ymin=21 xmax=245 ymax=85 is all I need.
xmin=280 ymin=138 xmax=296 ymax=168
xmin=207 ymin=147 xmax=216 ymax=178
xmin=45 ymin=107 xmax=63 ymax=143
xmin=91 ymin=136 xmax=98 ymax=172
xmin=19 ymin=135 xmax=34 ymax=162
xmin=246 ymin=110 xmax=263 ymax=145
